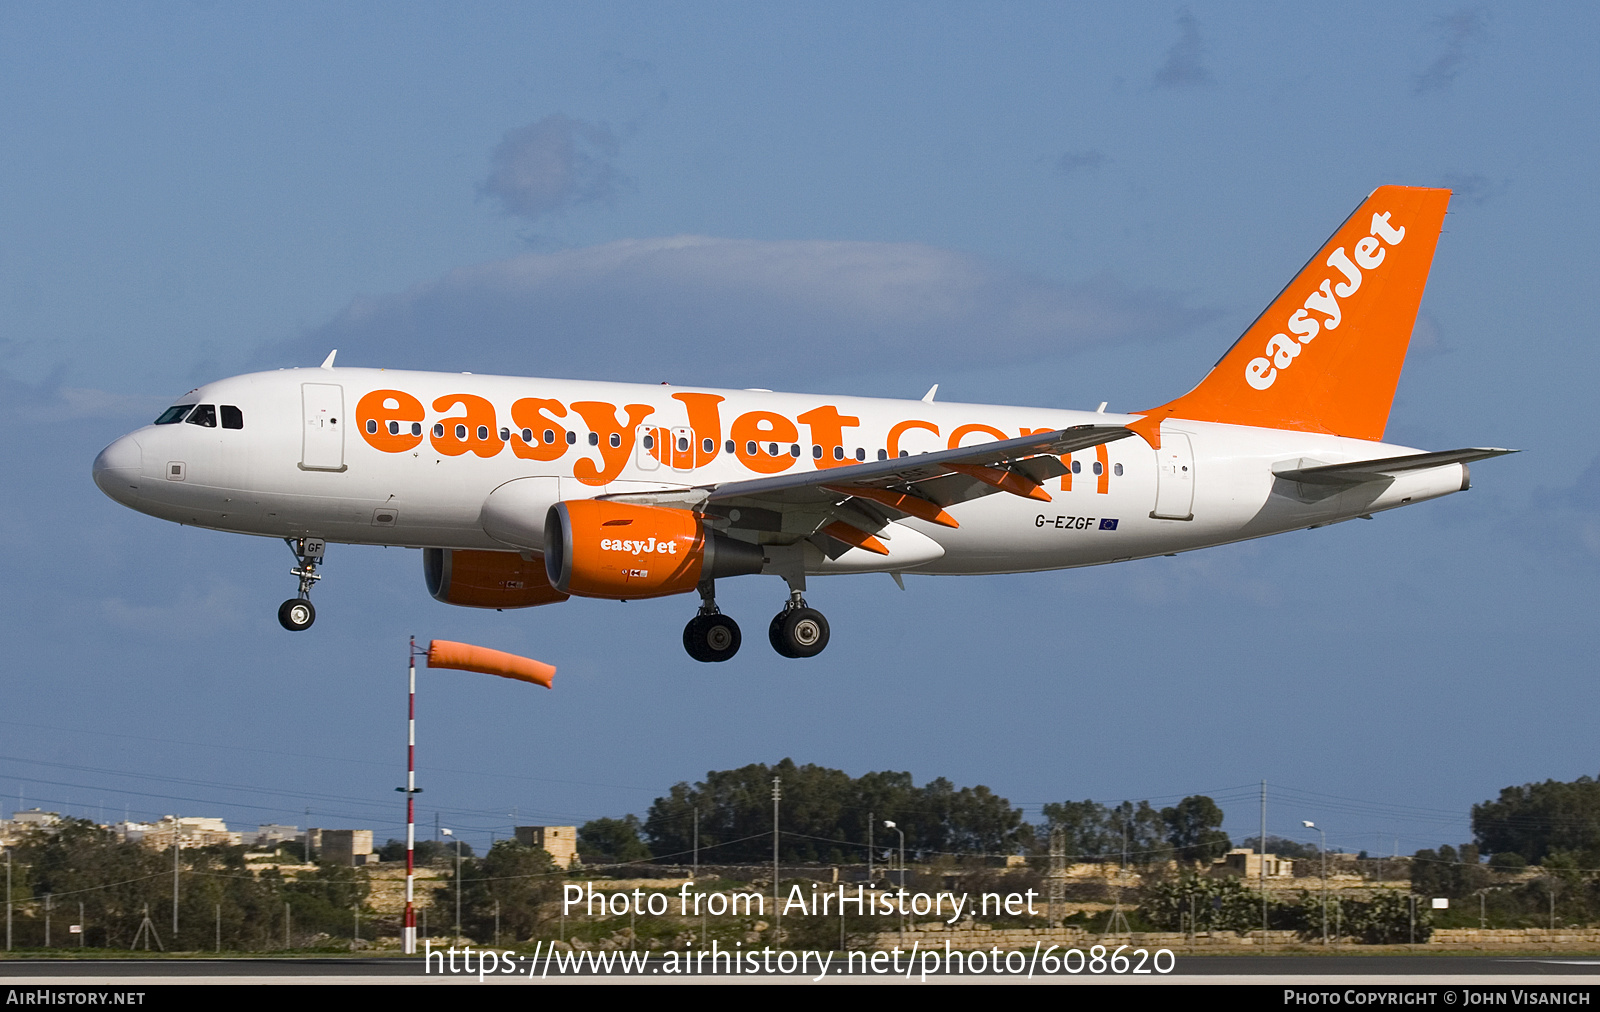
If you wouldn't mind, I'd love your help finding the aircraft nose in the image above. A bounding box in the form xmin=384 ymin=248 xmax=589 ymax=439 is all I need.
xmin=93 ymin=434 xmax=144 ymax=505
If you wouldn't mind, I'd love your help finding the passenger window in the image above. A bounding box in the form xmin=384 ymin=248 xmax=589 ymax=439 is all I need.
xmin=566 ymin=431 xmax=577 ymax=445
xmin=702 ymin=437 xmax=715 ymax=454
xmin=367 ymin=419 xmax=378 ymax=434
xmin=221 ymin=405 xmax=244 ymax=429
xmin=746 ymin=441 xmax=757 ymax=456
xmin=855 ymin=448 xmax=865 ymax=461
xmin=588 ymin=432 xmax=599 ymax=446
xmin=791 ymin=445 xmax=801 ymax=457
xmin=411 ymin=423 xmax=422 ymax=437
xmin=725 ymin=440 xmax=735 ymax=454
xmin=643 ymin=433 xmax=655 ymax=450
xmin=185 ymin=404 xmax=217 ymax=427
xmin=1093 ymin=461 xmax=1103 ymax=476
xmin=1071 ymin=460 xmax=1081 ymax=474
xmin=878 ymin=449 xmax=887 ymax=461
xmin=1114 ymin=463 xmax=1123 ymax=476
xmin=154 ymin=405 xmax=194 ymax=425
xmin=544 ymin=429 xmax=556 ymax=444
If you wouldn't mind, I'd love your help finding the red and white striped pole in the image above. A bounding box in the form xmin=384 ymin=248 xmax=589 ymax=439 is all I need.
xmin=400 ymin=636 xmax=422 ymax=954
xmin=397 ymin=636 xmax=552 ymax=955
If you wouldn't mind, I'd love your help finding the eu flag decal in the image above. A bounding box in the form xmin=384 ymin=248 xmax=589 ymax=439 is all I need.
xmin=1099 ymin=518 xmax=1119 ymax=531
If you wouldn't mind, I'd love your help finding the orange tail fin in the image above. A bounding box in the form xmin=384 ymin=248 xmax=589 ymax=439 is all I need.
xmin=1140 ymin=186 xmax=1451 ymax=441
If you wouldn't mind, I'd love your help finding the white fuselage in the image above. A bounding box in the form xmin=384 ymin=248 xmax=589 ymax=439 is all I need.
xmin=92 ymin=366 xmax=1467 ymax=579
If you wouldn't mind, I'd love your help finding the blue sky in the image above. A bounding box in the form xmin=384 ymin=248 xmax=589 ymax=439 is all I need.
xmin=3 ymin=3 xmax=1597 ymax=860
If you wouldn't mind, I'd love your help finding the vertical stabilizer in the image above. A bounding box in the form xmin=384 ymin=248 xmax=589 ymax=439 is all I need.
xmin=1139 ymin=186 xmax=1451 ymax=441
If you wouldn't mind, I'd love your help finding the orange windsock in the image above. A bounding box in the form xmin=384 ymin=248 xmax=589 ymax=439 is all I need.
xmin=426 ymin=640 xmax=555 ymax=689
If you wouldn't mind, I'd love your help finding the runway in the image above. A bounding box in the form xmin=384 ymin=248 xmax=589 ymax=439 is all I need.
xmin=4 ymin=954 xmax=1600 ymax=986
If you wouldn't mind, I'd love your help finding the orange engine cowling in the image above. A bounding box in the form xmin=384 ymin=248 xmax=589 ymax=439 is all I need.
xmin=424 ymin=548 xmax=570 ymax=609
xmin=544 ymin=500 xmax=765 ymax=600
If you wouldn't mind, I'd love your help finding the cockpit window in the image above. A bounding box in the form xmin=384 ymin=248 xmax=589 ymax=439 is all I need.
xmin=221 ymin=405 xmax=243 ymax=429
xmin=185 ymin=404 xmax=218 ymax=427
xmin=154 ymin=405 xmax=194 ymax=425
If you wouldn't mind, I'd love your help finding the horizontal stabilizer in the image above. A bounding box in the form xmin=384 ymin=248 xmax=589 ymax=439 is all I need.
xmin=1273 ymin=447 xmax=1517 ymax=486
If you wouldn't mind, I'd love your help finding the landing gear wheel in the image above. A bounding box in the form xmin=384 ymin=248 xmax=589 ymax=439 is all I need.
xmin=770 ymin=607 xmax=829 ymax=658
xmin=768 ymin=613 xmax=796 ymax=658
xmin=683 ymin=613 xmax=741 ymax=662
xmin=278 ymin=598 xmax=316 ymax=632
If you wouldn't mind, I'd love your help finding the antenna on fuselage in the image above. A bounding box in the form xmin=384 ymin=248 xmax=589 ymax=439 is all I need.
xmin=319 ymin=349 xmax=338 ymax=369
xmin=921 ymin=384 xmax=938 ymax=403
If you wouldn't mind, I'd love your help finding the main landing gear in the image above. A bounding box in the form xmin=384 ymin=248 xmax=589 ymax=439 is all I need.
xmin=680 ymin=582 xmax=831 ymax=661
xmin=681 ymin=579 xmax=832 ymax=659
xmin=683 ymin=582 xmax=741 ymax=662
xmin=278 ymin=537 xmax=324 ymax=632
xmin=769 ymin=589 xmax=830 ymax=658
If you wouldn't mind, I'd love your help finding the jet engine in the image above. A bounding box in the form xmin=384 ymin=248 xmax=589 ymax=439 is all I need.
xmin=423 ymin=548 xmax=569 ymax=609
xmin=543 ymin=500 xmax=764 ymax=599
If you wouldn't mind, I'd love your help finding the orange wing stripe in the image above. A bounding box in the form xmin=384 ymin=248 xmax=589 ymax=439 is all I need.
xmin=823 ymin=484 xmax=959 ymax=528
xmin=946 ymin=463 xmax=1052 ymax=503
xmin=822 ymin=521 xmax=891 ymax=556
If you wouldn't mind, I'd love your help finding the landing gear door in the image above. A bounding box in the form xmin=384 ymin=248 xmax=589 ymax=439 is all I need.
xmin=300 ymin=383 xmax=347 ymax=472
xmin=1151 ymin=432 xmax=1194 ymax=520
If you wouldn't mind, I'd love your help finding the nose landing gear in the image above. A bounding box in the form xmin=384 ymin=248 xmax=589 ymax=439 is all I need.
xmin=278 ymin=537 xmax=325 ymax=632
xmin=683 ymin=581 xmax=741 ymax=662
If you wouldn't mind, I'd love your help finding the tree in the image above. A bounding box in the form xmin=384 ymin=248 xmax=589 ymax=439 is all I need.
xmin=1141 ymin=873 xmax=1266 ymax=934
xmin=437 ymin=841 xmax=561 ymax=944
xmin=1344 ymin=890 xmax=1430 ymax=944
xmin=578 ymin=816 xmax=652 ymax=864
xmin=1039 ymin=800 xmax=1114 ymax=861
xmin=1411 ymin=844 xmax=1489 ymax=901
xmin=1238 ymin=835 xmax=1323 ymax=860
xmin=1106 ymin=801 xmax=1167 ymax=866
xmin=1472 ymin=774 xmax=1600 ymax=864
xmin=643 ymin=759 xmax=1024 ymax=865
xmin=377 ymin=839 xmax=472 ymax=863
xmin=1160 ymin=795 xmax=1232 ymax=864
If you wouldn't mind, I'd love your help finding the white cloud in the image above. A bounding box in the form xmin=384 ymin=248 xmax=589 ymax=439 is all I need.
xmin=274 ymin=236 xmax=1214 ymax=388
xmin=480 ymin=114 xmax=626 ymax=221
xmin=100 ymin=582 xmax=249 ymax=640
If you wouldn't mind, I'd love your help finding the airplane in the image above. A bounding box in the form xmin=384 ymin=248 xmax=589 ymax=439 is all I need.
xmin=92 ymin=185 xmax=1512 ymax=662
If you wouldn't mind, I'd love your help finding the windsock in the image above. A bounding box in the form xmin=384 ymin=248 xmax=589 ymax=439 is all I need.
xmin=426 ymin=639 xmax=555 ymax=688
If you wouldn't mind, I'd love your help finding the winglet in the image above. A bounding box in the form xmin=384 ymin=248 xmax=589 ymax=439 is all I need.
xmin=319 ymin=349 xmax=338 ymax=369
xmin=1141 ymin=186 xmax=1451 ymax=441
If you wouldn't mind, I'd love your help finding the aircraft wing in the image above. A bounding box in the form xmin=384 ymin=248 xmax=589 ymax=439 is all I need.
xmin=1272 ymin=447 xmax=1517 ymax=487
xmin=602 ymin=424 xmax=1135 ymax=555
